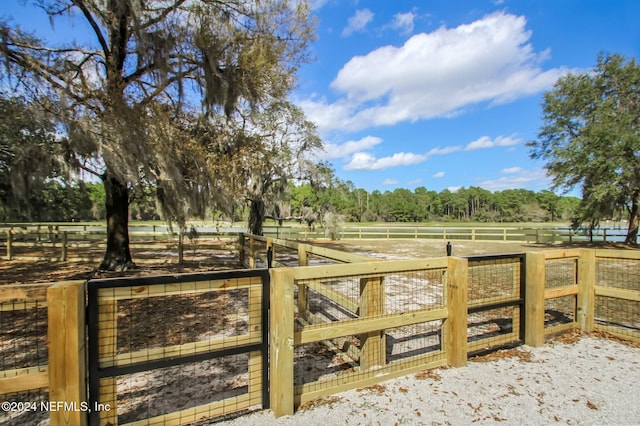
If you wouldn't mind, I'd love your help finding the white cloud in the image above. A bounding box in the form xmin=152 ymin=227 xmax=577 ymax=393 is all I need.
xmin=502 ymin=166 xmax=523 ymax=174
xmin=465 ymin=135 xmax=521 ymax=150
xmin=406 ymin=178 xmax=423 ymax=185
xmin=388 ymin=11 xmax=416 ymax=35
xmin=382 ymin=178 xmax=399 ymax=185
xmin=345 ymin=151 xmax=428 ymax=170
xmin=324 ymin=136 xmax=382 ymax=159
xmin=342 ymin=9 xmax=374 ymax=36
xmin=478 ymin=168 xmax=550 ymax=191
xmin=304 ymin=11 xmax=570 ymax=132
xmin=433 ymin=171 xmax=445 ymax=178
xmin=427 ymin=146 xmax=462 ymax=156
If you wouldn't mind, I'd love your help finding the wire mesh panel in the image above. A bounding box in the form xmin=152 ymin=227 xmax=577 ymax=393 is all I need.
xmin=88 ymin=270 xmax=269 ymax=426
xmin=293 ymin=262 xmax=448 ymax=405
xmin=545 ymin=257 xmax=577 ymax=288
xmin=466 ymin=255 xmax=524 ymax=352
xmin=544 ymin=296 xmax=576 ymax=327
xmin=543 ymin=256 xmax=579 ymax=334
xmin=595 ymin=254 xmax=640 ymax=340
xmin=0 ymin=285 xmax=50 ymax=426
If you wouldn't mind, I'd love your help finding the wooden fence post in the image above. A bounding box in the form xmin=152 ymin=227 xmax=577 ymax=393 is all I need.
xmin=359 ymin=276 xmax=386 ymax=370
xmin=178 ymin=229 xmax=184 ymax=264
xmin=238 ymin=234 xmax=245 ymax=266
xmin=61 ymin=231 xmax=68 ymax=261
xmin=525 ymin=252 xmax=546 ymax=347
xmin=444 ymin=257 xmax=468 ymax=367
xmin=297 ymin=245 xmax=309 ymax=321
xmin=47 ymin=281 xmax=87 ymax=426
xmin=577 ymin=249 xmax=596 ymax=332
xmin=269 ymin=268 xmax=295 ymax=417
xmin=249 ymin=235 xmax=256 ymax=269
xmin=6 ymin=230 xmax=12 ymax=260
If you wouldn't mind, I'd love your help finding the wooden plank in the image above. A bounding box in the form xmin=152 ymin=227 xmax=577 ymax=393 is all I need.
xmin=269 ymin=268 xmax=295 ymax=417
xmin=0 ymin=283 xmax=51 ymax=304
xmin=544 ymin=284 xmax=579 ymax=300
xmin=595 ymin=286 xmax=640 ymax=302
xmin=295 ymin=308 xmax=448 ymax=345
xmin=444 ymin=257 xmax=468 ymax=367
xmin=525 ymin=252 xmax=546 ymax=347
xmin=578 ymin=249 xmax=596 ymax=332
xmin=124 ymin=393 xmax=255 ymax=426
xmin=295 ymin=353 xmax=446 ymax=407
xmin=298 ymin=313 xmax=361 ymax=363
xmin=306 ymin=280 xmax=359 ymax=314
xmin=595 ymin=249 xmax=640 ymax=260
xmin=543 ymin=249 xmax=582 ymax=260
xmin=47 ymin=280 xmax=87 ymax=426
xmin=98 ymin=276 xmax=259 ymax=302
xmin=293 ymin=258 xmax=449 ymax=281
xmin=0 ymin=367 xmax=48 ymax=394
xmin=358 ymin=276 xmax=385 ymax=370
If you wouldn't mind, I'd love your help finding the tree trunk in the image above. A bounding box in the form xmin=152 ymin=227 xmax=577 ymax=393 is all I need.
xmin=100 ymin=172 xmax=135 ymax=270
xmin=625 ymin=198 xmax=639 ymax=244
xmin=248 ymin=199 xmax=265 ymax=236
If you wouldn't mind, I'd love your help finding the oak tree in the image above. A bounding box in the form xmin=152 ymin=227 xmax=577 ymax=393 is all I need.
xmin=529 ymin=54 xmax=640 ymax=243
xmin=1 ymin=0 xmax=315 ymax=269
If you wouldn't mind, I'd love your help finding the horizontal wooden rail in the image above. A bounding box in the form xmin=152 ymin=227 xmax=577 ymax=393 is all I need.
xmin=0 ymin=366 xmax=48 ymax=394
xmin=544 ymin=284 xmax=579 ymax=299
xmin=295 ymin=307 xmax=448 ymax=345
xmin=595 ymin=286 xmax=640 ymax=302
xmin=293 ymin=258 xmax=449 ymax=281
xmin=97 ymin=276 xmax=259 ymax=302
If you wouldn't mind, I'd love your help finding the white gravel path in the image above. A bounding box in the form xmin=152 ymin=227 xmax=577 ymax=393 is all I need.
xmin=217 ymin=336 xmax=640 ymax=425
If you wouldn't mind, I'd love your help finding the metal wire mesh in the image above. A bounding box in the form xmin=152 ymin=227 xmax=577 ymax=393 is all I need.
xmin=293 ymin=268 xmax=446 ymax=396
xmin=595 ymin=256 xmax=640 ymax=339
xmin=544 ymin=296 xmax=576 ymax=327
xmin=545 ymin=258 xmax=577 ymax=288
xmin=0 ymin=289 xmax=49 ymax=425
xmin=466 ymin=256 xmax=523 ymax=350
xmin=91 ymin=273 xmax=267 ymax=425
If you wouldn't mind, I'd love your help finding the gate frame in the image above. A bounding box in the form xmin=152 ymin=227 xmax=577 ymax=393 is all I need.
xmin=86 ymin=268 xmax=270 ymax=425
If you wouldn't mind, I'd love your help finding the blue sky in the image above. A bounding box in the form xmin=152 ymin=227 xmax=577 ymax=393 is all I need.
xmin=1 ymin=1 xmax=638 ymax=195
xmin=296 ymin=0 xmax=639 ymax=194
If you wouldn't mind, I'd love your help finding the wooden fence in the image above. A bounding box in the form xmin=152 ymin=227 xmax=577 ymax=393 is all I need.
xmin=0 ymin=281 xmax=86 ymax=426
xmin=2 ymin=222 xmax=636 ymax=263
xmin=0 ymin=236 xmax=638 ymax=424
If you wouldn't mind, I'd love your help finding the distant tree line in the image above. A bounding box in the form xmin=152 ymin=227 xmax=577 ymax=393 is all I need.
xmin=285 ymin=181 xmax=582 ymax=225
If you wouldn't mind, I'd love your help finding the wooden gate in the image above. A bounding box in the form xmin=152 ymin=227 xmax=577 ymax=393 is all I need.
xmin=87 ymin=269 xmax=270 ymax=425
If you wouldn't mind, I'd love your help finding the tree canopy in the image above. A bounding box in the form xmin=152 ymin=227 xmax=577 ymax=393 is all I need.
xmin=1 ymin=0 xmax=317 ymax=269
xmin=528 ymin=53 xmax=640 ymax=243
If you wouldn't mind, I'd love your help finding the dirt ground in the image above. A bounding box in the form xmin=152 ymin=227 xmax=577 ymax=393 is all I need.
xmin=0 ymin=239 xmax=636 ymax=285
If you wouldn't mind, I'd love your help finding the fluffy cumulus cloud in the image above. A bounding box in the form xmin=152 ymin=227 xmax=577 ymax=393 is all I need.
xmin=433 ymin=171 xmax=445 ymax=178
xmin=345 ymin=151 xmax=428 ymax=170
xmin=342 ymin=9 xmax=374 ymax=36
xmin=304 ymin=12 xmax=568 ymax=132
xmin=324 ymin=136 xmax=382 ymax=159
